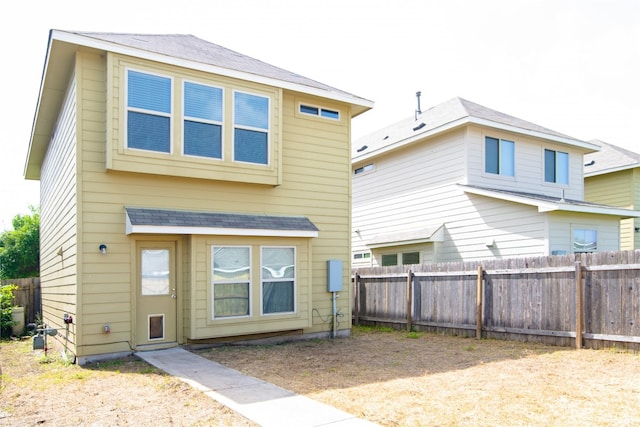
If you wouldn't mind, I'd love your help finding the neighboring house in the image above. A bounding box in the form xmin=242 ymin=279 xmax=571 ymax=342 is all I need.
xmin=584 ymin=140 xmax=640 ymax=250
xmin=351 ymin=97 xmax=640 ymax=267
xmin=24 ymin=30 xmax=372 ymax=364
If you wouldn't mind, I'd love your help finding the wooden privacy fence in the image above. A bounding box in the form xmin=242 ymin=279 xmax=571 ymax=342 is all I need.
xmin=353 ymin=251 xmax=640 ymax=350
xmin=1 ymin=277 xmax=41 ymax=324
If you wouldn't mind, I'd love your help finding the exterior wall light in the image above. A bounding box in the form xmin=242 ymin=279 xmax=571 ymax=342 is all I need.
xmin=99 ymin=244 xmax=107 ymax=255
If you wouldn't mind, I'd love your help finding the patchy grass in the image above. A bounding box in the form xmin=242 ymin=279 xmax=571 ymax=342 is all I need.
xmin=3 ymin=328 xmax=640 ymax=426
xmin=0 ymin=338 xmax=255 ymax=426
xmin=196 ymin=326 xmax=640 ymax=426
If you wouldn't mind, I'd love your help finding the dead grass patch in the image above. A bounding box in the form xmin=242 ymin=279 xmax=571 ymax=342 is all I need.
xmin=0 ymin=339 xmax=255 ymax=426
xmin=196 ymin=326 xmax=640 ymax=426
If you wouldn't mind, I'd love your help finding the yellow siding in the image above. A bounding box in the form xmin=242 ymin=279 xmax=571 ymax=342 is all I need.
xmin=71 ymin=52 xmax=353 ymax=358
xmin=40 ymin=67 xmax=78 ymax=351
xmin=585 ymin=170 xmax=635 ymax=250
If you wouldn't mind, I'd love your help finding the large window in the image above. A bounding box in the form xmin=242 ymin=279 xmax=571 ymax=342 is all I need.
xmin=212 ymin=247 xmax=251 ymax=318
xmin=485 ymin=137 xmax=515 ymax=176
xmin=261 ymin=247 xmax=295 ymax=314
xmin=234 ymin=91 xmax=269 ymax=164
xmin=127 ymin=70 xmax=172 ymax=153
xmin=544 ymin=149 xmax=569 ymax=184
xmin=573 ymin=229 xmax=597 ymax=253
xmin=183 ymin=82 xmax=223 ymax=159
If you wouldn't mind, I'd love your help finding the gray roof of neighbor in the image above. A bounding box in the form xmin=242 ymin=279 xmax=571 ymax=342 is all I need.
xmin=584 ymin=139 xmax=640 ymax=176
xmin=125 ymin=208 xmax=319 ymax=231
xmin=353 ymin=97 xmax=593 ymax=160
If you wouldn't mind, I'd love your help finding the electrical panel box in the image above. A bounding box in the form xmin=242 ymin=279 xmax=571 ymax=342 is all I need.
xmin=327 ymin=259 xmax=343 ymax=292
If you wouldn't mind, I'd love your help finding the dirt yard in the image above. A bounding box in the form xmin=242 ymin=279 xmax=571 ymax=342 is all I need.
xmin=3 ymin=326 xmax=640 ymax=426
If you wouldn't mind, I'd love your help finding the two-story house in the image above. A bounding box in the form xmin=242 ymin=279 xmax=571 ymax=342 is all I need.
xmin=352 ymin=97 xmax=639 ymax=267
xmin=584 ymin=140 xmax=640 ymax=250
xmin=24 ymin=30 xmax=372 ymax=364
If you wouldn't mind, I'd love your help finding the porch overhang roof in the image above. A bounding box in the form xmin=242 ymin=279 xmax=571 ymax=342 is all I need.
xmin=125 ymin=208 xmax=319 ymax=237
xmin=367 ymin=225 xmax=444 ymax=249
xmin=459 ymin=185 xmax=640 ymax=218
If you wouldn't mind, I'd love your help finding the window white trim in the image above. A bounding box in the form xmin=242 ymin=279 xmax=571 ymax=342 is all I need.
xmin=260 ymin=246 xmax=297 ymax=316
xmin=298 ymin=102 xmax=341 ymax=121
xmin=211 ymin=245 xmax=252 ymax=319
xmin=182 ymin=79 xmax=225 ymax=160
xmin=125 ymin=67 xmax=174 ymax=154
xmin=232 ymin=89 xmax=271 ymax=166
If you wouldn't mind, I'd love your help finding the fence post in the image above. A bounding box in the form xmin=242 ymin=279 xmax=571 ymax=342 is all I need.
xmin=476 ymin=266 xmax=483 ymax=339
xmin=575 ymin=261 xmax=583 ymax=349
xmin=406 ymin=270 xmax=413 ymax=331
xmin=353 ymin=273 xmax=360 ymax=326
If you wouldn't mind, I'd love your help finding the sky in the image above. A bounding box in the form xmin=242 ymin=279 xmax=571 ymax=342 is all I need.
xmin=1 ymin=0 xmax=638 ymax=230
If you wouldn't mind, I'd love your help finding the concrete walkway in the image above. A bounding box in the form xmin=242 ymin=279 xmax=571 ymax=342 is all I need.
xmin=137 ymin=347 xmax=380 ymax=427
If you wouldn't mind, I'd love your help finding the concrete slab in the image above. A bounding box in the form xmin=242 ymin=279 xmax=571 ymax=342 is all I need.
xmin=137 ymin=347 xmax=380 ymax=427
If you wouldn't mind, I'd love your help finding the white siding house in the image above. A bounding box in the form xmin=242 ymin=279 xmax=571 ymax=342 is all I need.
xmin=352 ymin=97 xmax=640 ymax=267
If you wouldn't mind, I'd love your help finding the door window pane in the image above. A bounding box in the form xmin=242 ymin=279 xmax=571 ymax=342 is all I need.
xmin=141 ymin=249 xmax=170 ymax=295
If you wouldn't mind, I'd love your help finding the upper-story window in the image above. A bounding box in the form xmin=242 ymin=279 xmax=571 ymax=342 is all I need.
xmin=485 ymin=137 xmax=514 ymax=176
xmin=183 ymin=81 xmax=223 ymax=159
xmin=299 ymin=104 xmax=340 ymax=120
xmin=234 ymin=91 xmax=270 ymax=165
xmin=127 ymin=70 xmax=172 ymax=153
xmin=544 ymin=149 xmax=569 ymax=184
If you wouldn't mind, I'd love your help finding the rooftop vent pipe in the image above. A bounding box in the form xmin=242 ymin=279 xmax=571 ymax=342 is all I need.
xmin=415 ymin=91 xmax=422 ymax=120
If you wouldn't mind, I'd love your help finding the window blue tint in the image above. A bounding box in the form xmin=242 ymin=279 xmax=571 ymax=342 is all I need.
xmin=234 ymin=92 xmax=269 ymax=129
xmin=184 ymin=121 xmax=222 ymax=158
xmin=127 ymin=70 xmax=171 ymax=113
xmin=485 ymin=137 xmax=499 ymax=174
xmin=321 ymin=108 xmax=340 ymax=120
xmin=500 ymin=139 xmax=515 ymax=176
xmin=544 ymin=149 xmax=556 ymax=182
xmin=127 ymin=111 xmax=170 ymax=152
xmin=557 ymin=151 xmax=569 ymax=184
xmin=300 ymin=105 xmax=319 ymax=115
xmin=234 ymin=129 xmax=268 ymax=164
xmin=184 ymin=82 xmax=222 ymax=121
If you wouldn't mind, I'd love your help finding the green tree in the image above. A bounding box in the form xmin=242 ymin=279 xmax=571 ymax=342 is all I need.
xmin=0 ymin=207 xmax=40 ymax=279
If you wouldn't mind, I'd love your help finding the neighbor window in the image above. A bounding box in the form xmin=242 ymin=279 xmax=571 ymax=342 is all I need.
xmin=299 ymin=104 xmax=340 ymax=120
xmin=183 ymin=82 xmax=223 ymax=159
xmin=402 ymin=252 xmax=420 ymax=265
xmin=485 ymin=137 xmax=515 ymax=176
xmin=544 ymin=149 xmax=569 ymax=184
xmin=127 ymin=70 xmax=172 ymax=153
xmin=353 ymin=252 xmax=371 ymax=261
xmin=573 ymin=229 xmax=597 ymax=253
xmin=354 ymin=164 xmax=374 ymax=175
xmin=381 ymin=254 xmax=398 ymax=266
xmin=234 ymin=91 xmax=269 ymax=164
xmin=212 ymin=246 xmax=251 ymax=318
xmin=261 ymin=247 xmax=295 ymax=314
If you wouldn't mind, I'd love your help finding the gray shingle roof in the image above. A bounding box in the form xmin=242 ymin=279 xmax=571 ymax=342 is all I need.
xmin=353 ymin=97 xmax=586 ymax=160
xmin=125 ymin=208 xmax=318 ymax=232
xmin=584 ymin=139 xmax=640 ymax=176
xmin=72 ymin=31 xmax=363 ymax=101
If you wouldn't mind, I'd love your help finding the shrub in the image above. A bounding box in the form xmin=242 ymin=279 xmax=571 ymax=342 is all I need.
xmin=1 ymin=284 xmax=18 ymax=338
